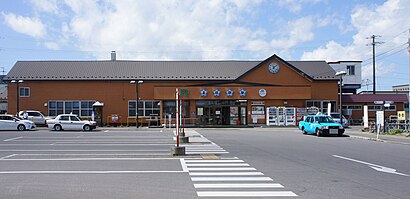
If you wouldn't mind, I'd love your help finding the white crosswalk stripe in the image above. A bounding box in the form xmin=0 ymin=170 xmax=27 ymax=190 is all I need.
xmin=182 ymin=130 xmax=297 ymax=197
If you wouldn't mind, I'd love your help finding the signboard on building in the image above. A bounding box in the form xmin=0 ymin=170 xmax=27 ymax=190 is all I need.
xmin=397 ymin=111 xmax=406 ymax=121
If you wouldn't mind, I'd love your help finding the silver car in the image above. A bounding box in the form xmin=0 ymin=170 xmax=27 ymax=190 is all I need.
xmin=329 ymin=113 xmax=349 ymax=127
xmin=19 ymin=110 xmax=50 ymax=125
xmin=47 ymin=114 xmax=97 ymax=131
xmin=0 ymin=114 xmax=36 ymax=131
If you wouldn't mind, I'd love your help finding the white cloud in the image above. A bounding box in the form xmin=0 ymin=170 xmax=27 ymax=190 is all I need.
xmin=2 ymin=12 xmax=47 ymax=38
xmin=44 ymin=42 xmax=60 ymax=50
xmin=277 ymin=0 xmax=325 ymax=13
xmin=57 ymin=0 xmax=270 ymax=60
xmin=301 ymin=0 xmax=410 ymax=82
xmin=30 ymin=0 xmax=59 ymax=15
xmin=270 ymin=16 xmax=315 ymax=58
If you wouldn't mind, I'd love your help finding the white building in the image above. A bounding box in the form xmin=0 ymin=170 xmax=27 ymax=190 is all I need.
xmin=328 ymin=61 xmax=362 ymax=94
xmin=392 ymin=84 xmax=409 ymax=92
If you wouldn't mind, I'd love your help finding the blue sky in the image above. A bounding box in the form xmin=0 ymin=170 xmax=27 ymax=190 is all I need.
xmin=0 ymin=0 xmax=409 ymax=91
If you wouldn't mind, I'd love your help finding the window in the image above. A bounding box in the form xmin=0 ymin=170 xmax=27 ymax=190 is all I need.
xmin=161 ymin=100 xmax=190 ymax=118
xmin=128 ymin=100 xmax=161 ymax=117
xmin=347 ymin=65 xmax=355 ymax=75
xmin=60 ymin=116 xmax=70 ymax=121
xmin=19 ymin=87 xmax=30 ymax=97
xmin=48 ymin=100 xmax=95 ymax=116
xmin=368 ymin=105 xmax=396 ymax=111
xmin=306 ymin=100 xmax=337 ymax=113
xmin=342 ymin=105 xmax=362 ymax=110
xmin=70 ymin=116 xmax=80 ymax=121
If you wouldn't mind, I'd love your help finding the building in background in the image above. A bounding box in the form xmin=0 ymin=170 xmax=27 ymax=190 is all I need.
xmin=4 ymin=53 xmax=340 ymax=127
xmin=328 ymin=61 xmax=362 ymax=94
xmin=0 ymin=75 xmax=8 ymax=114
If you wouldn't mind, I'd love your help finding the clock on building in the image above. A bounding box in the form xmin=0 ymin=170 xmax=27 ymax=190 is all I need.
xmin=268 ymin=62 xmax=280 ymax=74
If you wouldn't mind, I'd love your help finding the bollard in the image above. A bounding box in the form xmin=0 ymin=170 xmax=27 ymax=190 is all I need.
xmin=171 ymin=146 xmax=185 ymax=156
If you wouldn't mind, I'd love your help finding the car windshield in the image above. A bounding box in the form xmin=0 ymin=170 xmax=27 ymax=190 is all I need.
xmin=316 ymin=116 xmax=334 ymax=123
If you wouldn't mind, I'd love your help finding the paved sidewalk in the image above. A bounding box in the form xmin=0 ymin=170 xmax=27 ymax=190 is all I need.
xmin=346 ymin=126 xmax=410 ymax=145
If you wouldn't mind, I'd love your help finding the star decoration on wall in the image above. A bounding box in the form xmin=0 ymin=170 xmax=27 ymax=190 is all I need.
xmin=200 ymin=88 xmax=208 ymax=97
xmin=213 ymin=88 xmax=221 ymax=97
xmin=226 ymin=89 xmax=234 ymax=97
xmin=239 ymin=88 xmax=246 ymax=97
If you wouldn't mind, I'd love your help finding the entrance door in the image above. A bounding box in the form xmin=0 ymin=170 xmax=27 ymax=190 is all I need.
xmin=93 ymin=106 xmax=103 ymax=127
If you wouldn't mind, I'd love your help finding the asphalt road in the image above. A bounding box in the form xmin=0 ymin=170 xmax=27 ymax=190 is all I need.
xmin=197 ymin=128 xmax=410 ymax=199
xmin=0 ymin=127 xmax=408 ymax=199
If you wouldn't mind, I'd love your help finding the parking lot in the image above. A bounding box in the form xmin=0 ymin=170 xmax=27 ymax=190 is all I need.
xmin=0 ymin=128 xmax=197 ymax=199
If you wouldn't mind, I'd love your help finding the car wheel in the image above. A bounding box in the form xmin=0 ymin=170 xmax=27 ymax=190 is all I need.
xmin=316 ymin=128 xmax=321 ymax=137
xmin=83 ymin=125 xmax=91 ymax=131
xmin=302 ymin=127 xmax=307 ymax=134
xmin=17 ymin=124 xmax=26 ymax=131
xmin=54 ymin=125 xmax=62 ymax=131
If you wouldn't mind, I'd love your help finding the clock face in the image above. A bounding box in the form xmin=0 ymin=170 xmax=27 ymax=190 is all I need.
xmin=268 ymin=62 xmax=280 ymax=74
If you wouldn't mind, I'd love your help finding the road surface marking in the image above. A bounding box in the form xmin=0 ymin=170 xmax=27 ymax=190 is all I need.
xmin=184 ymin=160 xmax=244 ymax=163
xmin=186 ymin=152 xmax=229 ymax=154
xmin=3 ymin=137 xmax=23 ymax=142
xmin=333 ymin=155 xmax=409 ymax=177
xmin=0 ymin=150 xmax=170 ymax=152
xmin=0 ymin=157 xmax=180 ymax=161
xmin=194 ymin=183 xmax=284 ymax=188
xmin=189 ymin=172 xmax=264 ymax=176
xmin=187 ymin=167 xmax=257 ymax=171
xmin=186 ymin=163 xmax=249 ymax=167
xmin=191 ymin=177 xmax=273 ymax=181
xmin=0 ymin=170 xmax=187 ymax=174
xmin=180 ymin=159 xmax=189 ymax=172
xmin=0 ymin=154 xmax=17 ymax=159
xmin=197 ymin=191 xmax=297 ymax=197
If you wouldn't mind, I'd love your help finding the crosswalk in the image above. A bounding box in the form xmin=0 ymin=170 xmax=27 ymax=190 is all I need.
xmin=182 ymin=158 xmax=297 ymax=197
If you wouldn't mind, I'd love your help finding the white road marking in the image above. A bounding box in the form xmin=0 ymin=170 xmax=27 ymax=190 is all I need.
xmin=0 ymin=150 xmax=169 ymax=152
xmin=0 ymin=154 xmax=17 ymax=159
xmin=3 ymin=137 xmax=23 ymax=142
xmin=0 ymin=170 xmax=187 ymax=174
xmin=189 ymin=172 xmax=264 ymax=176
xmin=333 ymin=155 xmax=409 ymax=177
xmin=104 ymin=130 xmax=109 ymax=132
xmin=191 ymin=177 xmax=273 ymax=181
xmin=76 ymin=135 xmax=84 ymax=138
xmin=180 ymin=159 xmax=189 ymax=172
xmin=194 ymin=183 xmax=284 ymax=188
xmin=186 ymin=152 xmax=229 ymax=154
xmin=186 ymin=163 xmax=249 ymax=167
xmin=0 ymin=157 xmax=181 ymax=161
xmin=184 ymin=160 xmax=244 ymax=163
xmin=0 ymin=144 xmax=174 ymax=146
xmin=186 ymin=149 xmax=225 ymax=151
xmin=197 ymin=191 xmax=297 ymax=197
xmin=187 ymin=167 xmax=257 ymax=171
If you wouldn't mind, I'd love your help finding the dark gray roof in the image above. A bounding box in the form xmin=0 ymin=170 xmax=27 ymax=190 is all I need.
xmin=288 ymin=61 xmax=338 ymax=80
xmin=4 ymin=59 xmax=337 ymax=81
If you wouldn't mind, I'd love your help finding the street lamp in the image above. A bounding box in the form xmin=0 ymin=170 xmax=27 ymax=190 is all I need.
xmin=11 ymin=79 xmax=24 ymax=115
xmin=335 ymin=71 xmax=347 ymax=125
xmin=130 ymin=80 xmax=143 ymax=128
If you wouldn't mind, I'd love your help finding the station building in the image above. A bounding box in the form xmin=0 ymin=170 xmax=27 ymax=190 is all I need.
xmin=5 ymin=53 xmax=340 ymax=127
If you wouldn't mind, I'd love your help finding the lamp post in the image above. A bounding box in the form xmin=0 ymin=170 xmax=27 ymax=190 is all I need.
xmin=11 ymin=79 xmax=24 ymax=115
xmin=335 ymin=71 xmax=346 ymax=125
xmin=130 ymin=80 xmax=143 ymax=128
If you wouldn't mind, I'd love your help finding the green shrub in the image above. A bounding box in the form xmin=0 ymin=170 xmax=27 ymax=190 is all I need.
xmin=388 ymin=129 xmax=403 ymax=135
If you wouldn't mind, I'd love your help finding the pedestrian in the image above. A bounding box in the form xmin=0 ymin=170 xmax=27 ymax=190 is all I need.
xmin=22 ymin=111 xmax=28 ymax=120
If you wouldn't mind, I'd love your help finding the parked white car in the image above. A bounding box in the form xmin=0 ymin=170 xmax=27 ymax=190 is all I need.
xmin=46 ymin=114 xmax=97 ymax=131
xmin=0 ymin=114 xmax=36 ymax=131
xmin=329 ymin=113 xmax=349 ymax=127
xmin=19 ymin=110 xmax=50 ymax=125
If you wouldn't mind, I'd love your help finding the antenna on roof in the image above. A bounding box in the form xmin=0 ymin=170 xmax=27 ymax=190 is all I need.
xmin=0 ymin=67 xmax=5 ymax=75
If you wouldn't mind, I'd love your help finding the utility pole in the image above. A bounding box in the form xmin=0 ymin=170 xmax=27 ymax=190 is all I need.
xmin=408 ymin=29 xmax=410 ymax=121
xmin=367 ymin=35 xmax=383 ymax=94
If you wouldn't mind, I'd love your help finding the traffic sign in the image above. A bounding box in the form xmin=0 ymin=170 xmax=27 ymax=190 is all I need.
xmin=385 ymin=101 xmax=394 ymax=104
